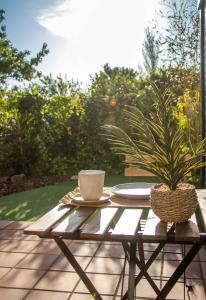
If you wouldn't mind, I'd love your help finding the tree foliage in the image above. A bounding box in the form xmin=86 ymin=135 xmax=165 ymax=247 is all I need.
xmin=157 ymin=0 xmax=199 ymax=67
xmin=0 ymin=7 xmax=202 ymax=180
xmin=0 ymin=9 xmax=49 ymax=86
xmin=103 ymin=83 xmax=205 ymax=190
xmin=73 ymin=64 xmax=143 ymax=173
xmin=142 ymin=27 xmax=159 ymax=72
xmin=0 ymin=88 xmax=84 ymax=176
xmin=38 ymin=74 xmax=81 ymax=97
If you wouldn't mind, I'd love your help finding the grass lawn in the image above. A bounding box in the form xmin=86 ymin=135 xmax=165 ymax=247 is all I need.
xmin=0 ymin=175 xmax=158 ymax=221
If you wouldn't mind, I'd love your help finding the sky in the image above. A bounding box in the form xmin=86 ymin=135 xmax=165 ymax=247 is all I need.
xmin=1 ymin=0 xmax=160 ymax=85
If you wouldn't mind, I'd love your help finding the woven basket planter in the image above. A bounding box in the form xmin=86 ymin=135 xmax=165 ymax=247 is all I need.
xmin=150 ymin=183 xmax=198 ymax=223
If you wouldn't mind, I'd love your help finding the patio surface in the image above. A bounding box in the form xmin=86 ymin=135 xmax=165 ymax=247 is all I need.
xmin=0 ymin=221 xmax=205 ymax=299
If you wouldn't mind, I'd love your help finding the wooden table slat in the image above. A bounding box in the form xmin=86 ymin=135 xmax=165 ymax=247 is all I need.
xmin=51 ymin=207 xmax=95 ymax=236
xmin=110 ymin=209 xmax=142 ymax=239
xmin=197 ymin=190 xmax=206 ymax=231
xmin=81 ymin=207 xmax=118 ymax=238
xmin=24 ymin=204 xmax=71 ymax=235
xmin=175 ymin=214 xmax=200 ymax=241
xmin=143 ymin=209 xmax=167 ymax=240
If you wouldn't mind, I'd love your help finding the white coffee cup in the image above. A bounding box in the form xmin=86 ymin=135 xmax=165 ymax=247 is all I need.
xmin=78 ymin=170 xmax=105 ymax=201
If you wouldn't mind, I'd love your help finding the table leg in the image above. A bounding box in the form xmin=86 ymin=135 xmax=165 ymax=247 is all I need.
xmin=133 ymin=242 xmax=164 ymax=292
xmin=123 ymin=224 xmax=176 ymax=299
xmin=155 ymin=241 xmax=204 ymax=300
xmin=128 ymin=242 xmax=136 ymax=300
xmin=138 ymin=236 xmax=145 ymax=265
xmin=122 ymin=241 xmax=161 ymax=300
xmin=54 ymin=237 xmax=103 ymax=300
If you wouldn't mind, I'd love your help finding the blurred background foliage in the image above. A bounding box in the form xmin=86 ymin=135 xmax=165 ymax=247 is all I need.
xmin=0 ymin=1 xmax=202 ymax=178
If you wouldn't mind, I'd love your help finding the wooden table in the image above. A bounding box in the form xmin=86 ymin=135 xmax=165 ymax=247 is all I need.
xmin=24 ymin=190 xmax=206 ymax=300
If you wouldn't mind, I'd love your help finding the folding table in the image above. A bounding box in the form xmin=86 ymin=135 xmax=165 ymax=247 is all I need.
xmin=24 ymin=190 xmax=206 ymax=300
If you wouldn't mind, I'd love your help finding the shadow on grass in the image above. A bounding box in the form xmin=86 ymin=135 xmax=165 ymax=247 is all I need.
xmin=0 ymin=181 xmax=76 ymax=221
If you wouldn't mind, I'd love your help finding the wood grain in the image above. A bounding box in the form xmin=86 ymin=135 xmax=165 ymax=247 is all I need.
xmin=81 ymin=207 xmax=118 ymax=238
xmin=51 ymin=207 xmax=95 ymax=236
xmin=24 ymin=204 xmax=71 ymax=235
xmin=110 ymin=209 xmax=142 ymax=239
xmin=125 ymin=167 xmax=155 ymax=177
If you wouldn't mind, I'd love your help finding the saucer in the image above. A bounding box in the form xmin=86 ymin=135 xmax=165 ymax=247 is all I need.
xmin=71 ymin=192 xmax=111 ymax=205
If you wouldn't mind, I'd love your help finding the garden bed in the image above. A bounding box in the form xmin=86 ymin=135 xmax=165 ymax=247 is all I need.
xmin=0 ymin=176 xmax=70 ymax=197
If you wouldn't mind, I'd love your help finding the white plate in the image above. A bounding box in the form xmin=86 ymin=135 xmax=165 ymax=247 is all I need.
xmin=111 ymin=182 xmax=155 ymax=199
xmin=71 ymin=192 xmax=111 ymax=205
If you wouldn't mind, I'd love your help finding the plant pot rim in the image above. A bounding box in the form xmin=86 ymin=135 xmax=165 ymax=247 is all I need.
xmin=152 ymin=182 xmax=196 ymax=192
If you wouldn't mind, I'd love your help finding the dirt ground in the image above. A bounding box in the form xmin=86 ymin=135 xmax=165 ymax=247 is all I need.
xmin=0 ymin=176 xmax=70 ymax=197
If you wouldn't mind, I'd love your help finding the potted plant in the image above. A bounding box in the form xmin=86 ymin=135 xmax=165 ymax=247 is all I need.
xmin=103 ymin=82 xmax=206 ymax=223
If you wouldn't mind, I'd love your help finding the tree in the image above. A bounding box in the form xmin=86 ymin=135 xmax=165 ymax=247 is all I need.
xmin=0 ymin=9 xmax=49 ymax=85
xmin=74 ymin=64 xmax=153 ymax=174
xmin=157 ymin=0 xmax=199 ymax=67
xmin=38 ymin=74 xmax=81 ymax=97
xmin=0 ymin=89 xmax=46 ymax=175
xmin=142 ymin=27 xmax=159 ymax=72
xmin=0 ymin=86 xmax=85 ymax=176
xmin=104 ymin=82 xmax=206 ymax=190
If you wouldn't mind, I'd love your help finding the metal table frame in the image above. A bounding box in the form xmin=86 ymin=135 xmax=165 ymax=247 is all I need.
xmin=24 ymin=203 xmax=206 ymax=300
xmin=122 ymin=227 xmax=206 ymax=300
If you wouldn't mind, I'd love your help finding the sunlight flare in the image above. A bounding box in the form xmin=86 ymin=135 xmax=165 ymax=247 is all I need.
xmin=37 ymin=0 xmax=159 ymax=82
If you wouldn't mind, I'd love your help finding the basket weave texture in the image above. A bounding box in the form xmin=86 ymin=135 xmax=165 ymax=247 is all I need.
xmin=150 ymin=183 xmax=197 ymax=223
